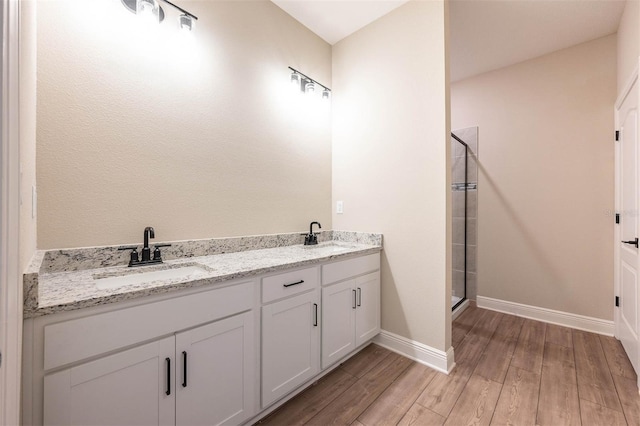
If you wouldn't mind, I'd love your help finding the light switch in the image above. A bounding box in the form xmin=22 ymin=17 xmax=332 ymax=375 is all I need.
xmin=336 ymin=200 xmax=343 ymax=214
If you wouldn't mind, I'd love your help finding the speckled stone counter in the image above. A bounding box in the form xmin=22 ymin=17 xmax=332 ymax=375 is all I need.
xmin=24 ymin=230 xmax=382 ymax=318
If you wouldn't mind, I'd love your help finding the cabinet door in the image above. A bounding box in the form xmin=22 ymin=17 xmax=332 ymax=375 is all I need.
xmin=262 ymin=289 xmax=320 ymax=407
xmin=355 ymin=272 xmax=381 ymax=347
xmin=43 ymin=337 xmax=175 ymax=426
xmin=321 ymin=279 xmax=356 ymax=369
xmin=175 ymin=311 xmax=256 ymax=426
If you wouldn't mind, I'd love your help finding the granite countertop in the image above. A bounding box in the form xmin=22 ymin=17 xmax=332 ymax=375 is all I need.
xmin=23 ymin=231 xmax=382 ymax=318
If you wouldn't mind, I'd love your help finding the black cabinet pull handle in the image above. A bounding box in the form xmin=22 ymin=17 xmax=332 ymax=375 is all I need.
xmin=283 ymin=280 xmax=304 ymax=288
xmin=622 ymin=238 xmax=639 ymax=248
xmin=357 ymin=288 xmax=362 ymax=307
xmin=182 ymin=351 xmax=187 ymax=388
xmin=353 ymin=290 xmax=357 ymax=309
xmin=165 ymin=357 xmax=171 ymax=396
xmin=313 ymin=303 xmax=318 ymax=327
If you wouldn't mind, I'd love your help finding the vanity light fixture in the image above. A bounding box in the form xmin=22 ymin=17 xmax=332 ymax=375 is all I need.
xmin=288 ymin=67 xmax=331 ymax=99
xmin=290 ymin=71 xmax=301 ymax=86
xmin=122 ymin=0 xmax=198 ymax=31
xmin=136 ymin=0 xmax=160 ymax=24
xmin=305 ymin=80 xmax=315 ymax=94
xmin=179 ymin=13 xmax=195 ymax=32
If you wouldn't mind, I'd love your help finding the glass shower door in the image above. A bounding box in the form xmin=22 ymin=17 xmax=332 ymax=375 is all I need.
xmin=451 ymin=133 xmax=467 ymax=310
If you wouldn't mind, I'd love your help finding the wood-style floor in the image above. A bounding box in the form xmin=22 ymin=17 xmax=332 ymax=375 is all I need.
xmin=256 ymin=305 xmax=640 ymax=425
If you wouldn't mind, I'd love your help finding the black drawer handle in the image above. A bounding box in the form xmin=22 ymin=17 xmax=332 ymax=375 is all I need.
xmin=313 ymin=303 xmax=318 ymax=327
xmin=283 ymin=280 xmax=304 ymax=288
xmin=165 ymin=357 xmax=171 ymax=396
xmin=182 ymin=351 xmax=187 ymax=388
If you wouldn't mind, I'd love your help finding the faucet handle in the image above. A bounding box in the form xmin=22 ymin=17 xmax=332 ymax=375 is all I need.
xmin=118 ymin=246 xmax=139 ymax=266
xmin=304 ymin=233 xmax=319 ymax=246
xmin=153 ymin=244 xmax=172 ymax=261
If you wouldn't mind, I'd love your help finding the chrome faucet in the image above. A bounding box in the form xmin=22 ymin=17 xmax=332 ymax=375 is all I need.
xmin=118 ymin=226 xmax=171 ymax=267
xmin=304 ymin=221 xmax=322 ymax=245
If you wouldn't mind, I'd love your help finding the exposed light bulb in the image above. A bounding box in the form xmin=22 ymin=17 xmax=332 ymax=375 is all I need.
xmin=305 ymin=81 xmax=315 ymax=94
xmin=136 ymin=0 xmax=160 ymax=25
xmin=179 ymin=14 xmax=195 ymax=32
xmin=290 ymin=72 xmax=300 ymax=87
xmin=322 ymin=88 xmax=331 ymax=99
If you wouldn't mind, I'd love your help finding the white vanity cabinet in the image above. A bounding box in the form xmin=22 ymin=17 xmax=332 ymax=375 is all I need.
xmin=261 ymin=267 xmax=320 ymax=408
xmin=321 ymin=253 xmax=380 ymax=369
xmin=38 ymin=281 xmax=257 ymax=426
xmin=24 ymin=248 xmax=382 ymax=426
xmin=175 ymin=311 xmax=255 ymax=426
xmin=44 ymin=336 xmax=176 ymax=426
xmin=354 ymin=272 xmax=381 ymax=346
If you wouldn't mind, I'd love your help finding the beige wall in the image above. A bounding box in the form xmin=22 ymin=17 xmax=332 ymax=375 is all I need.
xmin=617 ymin=0 xmax=639 ymax=94
xmin=35 ymin=0 xmax=332 ymax=249
xmin=20 ymin=0 xmax=37 ymax=271
xmin=332 ymin=1 xmax=451 ymax=351
xmin=451 ymin=35 xmax=616 ymax=320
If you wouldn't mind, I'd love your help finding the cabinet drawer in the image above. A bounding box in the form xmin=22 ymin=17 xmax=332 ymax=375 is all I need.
xmin=262 ymin=267 xmax=319 ymax=303
xmin=322 ymin=252 xmax=380 ymax=285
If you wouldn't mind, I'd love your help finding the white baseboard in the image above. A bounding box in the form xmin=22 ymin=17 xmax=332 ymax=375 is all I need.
xmin=452 ymin=299 xmax=470 ymax=321
xmin=477 ymin=296 xmax=614 ymax=336
xmin=374 ymin=330 xmax=455 ymax=374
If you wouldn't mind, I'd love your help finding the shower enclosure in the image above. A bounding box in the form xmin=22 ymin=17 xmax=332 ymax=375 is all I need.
xmin=451 ymin=128 xmax=478 ymax=312
xmin=451 ymin=133 xmax=468 ymax=310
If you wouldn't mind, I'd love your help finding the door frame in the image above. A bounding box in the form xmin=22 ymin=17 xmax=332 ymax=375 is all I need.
xmin=0 ymin=0 xmax=22 ymax=424
xmin=614 ymin=60 xmax=639 ymax=387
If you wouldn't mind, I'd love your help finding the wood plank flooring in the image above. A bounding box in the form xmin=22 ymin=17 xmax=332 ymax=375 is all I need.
xmin=256 ymin=306 xmax=640 ymax=425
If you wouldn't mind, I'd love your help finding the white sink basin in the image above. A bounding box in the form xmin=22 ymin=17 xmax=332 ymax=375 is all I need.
xmin=303 ymin=242 xmax=356 ymax=253
xmin=94 ymin=265 xmax=209 ymax=290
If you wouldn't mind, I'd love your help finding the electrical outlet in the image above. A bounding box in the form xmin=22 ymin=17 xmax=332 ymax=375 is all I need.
xmin=336 ymin=200 xmax=343 ymax=214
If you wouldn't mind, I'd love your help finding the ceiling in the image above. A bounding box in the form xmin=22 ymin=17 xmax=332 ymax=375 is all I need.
xmin=271 ymin=0 xmax=410 ymax=45
xmin=271 ymin=0 xmax=626 ymax=82
xmin=449 ymin=0 xmax=625 ymax=81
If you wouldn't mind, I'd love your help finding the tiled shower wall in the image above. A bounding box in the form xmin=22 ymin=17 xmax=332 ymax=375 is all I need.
xmin=451 ymin=127 xmax=478 ymax=304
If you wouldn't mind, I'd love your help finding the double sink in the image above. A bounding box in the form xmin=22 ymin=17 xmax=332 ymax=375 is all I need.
xmin=93 ymin=242 xmax=355 ymax=291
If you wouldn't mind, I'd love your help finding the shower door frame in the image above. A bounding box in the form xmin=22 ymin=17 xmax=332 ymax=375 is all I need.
xmin=451 ymin=132 xmax=468 ymax=311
